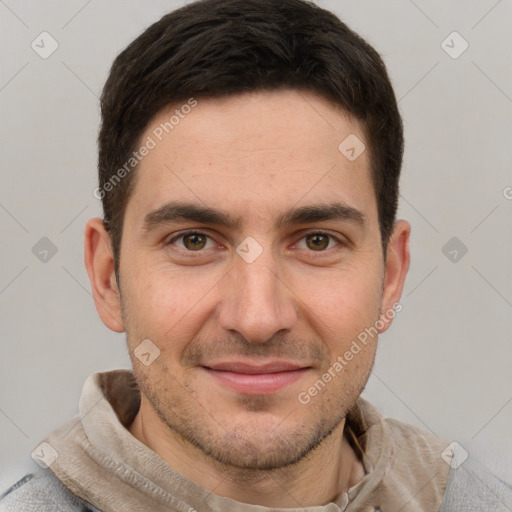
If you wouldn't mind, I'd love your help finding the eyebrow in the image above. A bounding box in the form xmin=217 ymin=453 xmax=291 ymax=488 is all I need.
xmin=142 ymin=200 xmax=366 ymax=233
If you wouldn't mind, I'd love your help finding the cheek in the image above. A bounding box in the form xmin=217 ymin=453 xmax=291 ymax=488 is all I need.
xmin=289 ymin=261 xmax=383 ymax=334
xmin=120 ymin=258 xmax=219 ymax=353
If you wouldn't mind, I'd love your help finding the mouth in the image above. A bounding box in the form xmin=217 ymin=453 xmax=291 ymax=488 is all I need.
xmin=201 ymin=360 xmax=312 ymax=395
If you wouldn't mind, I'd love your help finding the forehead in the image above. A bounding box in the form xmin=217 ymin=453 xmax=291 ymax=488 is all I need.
xmin=124 ymin=89 xmax=377 ymax=231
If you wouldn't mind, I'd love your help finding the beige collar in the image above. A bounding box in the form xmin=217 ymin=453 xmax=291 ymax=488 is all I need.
xmin=44 ymin=369 xmax=449 ymax=512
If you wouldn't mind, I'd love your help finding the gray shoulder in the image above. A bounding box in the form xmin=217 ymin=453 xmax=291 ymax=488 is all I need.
xmin=0 ymin=467 xmax=99 ymax=512
xmin=438 ymin=443 xmax=512 ymax=511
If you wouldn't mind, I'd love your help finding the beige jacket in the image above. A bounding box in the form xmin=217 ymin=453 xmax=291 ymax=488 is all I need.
xmin=41 ymin=369 xmax=450 ymax=512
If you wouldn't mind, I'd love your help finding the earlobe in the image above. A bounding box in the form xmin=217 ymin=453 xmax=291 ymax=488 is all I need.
xmin=378 ymin=220 xmax=411 ymax=333
xmin=84 ymin=218 xmax=125 ymax=333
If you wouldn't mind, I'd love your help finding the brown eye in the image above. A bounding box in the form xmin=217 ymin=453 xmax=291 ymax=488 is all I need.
xmin=295 ymin=231 xmax=342 ymax=253
xmin=305 ymin=233 xmax=330 ymax=251
xmin=167 ymin=231 xmax=216 ymax=252
xmin=182 ymin=233 xmax=207 ymax=250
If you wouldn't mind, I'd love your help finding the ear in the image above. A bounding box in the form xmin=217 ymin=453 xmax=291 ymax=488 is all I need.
xmin=378 ymin=220 xmax=411 ymax=333
xmin=84 ymin=218 xmax=125 ymax=332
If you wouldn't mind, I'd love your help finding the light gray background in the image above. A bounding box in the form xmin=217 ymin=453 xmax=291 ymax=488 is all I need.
xmin=1 ymin=0 xmax=511 ymax=489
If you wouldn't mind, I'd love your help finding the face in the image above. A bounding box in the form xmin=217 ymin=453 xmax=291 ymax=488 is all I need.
xmin=94 ymin=89 xmax=406 ymax=470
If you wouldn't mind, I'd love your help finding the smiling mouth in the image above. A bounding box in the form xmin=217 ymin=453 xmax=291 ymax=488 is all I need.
xmin=201 ymin=361 xmax=312 ymax=395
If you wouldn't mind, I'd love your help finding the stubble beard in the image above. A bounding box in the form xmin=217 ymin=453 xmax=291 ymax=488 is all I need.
xmin=131 ymin=359 xmax=369 ymax=475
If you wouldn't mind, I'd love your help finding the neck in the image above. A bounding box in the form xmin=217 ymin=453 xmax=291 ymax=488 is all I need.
xmin=129 ymin=397 xmax=365 ymax=508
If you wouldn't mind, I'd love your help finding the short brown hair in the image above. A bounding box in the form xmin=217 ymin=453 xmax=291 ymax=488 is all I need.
xmin=98 ymin=0 xmax=403 ymax=276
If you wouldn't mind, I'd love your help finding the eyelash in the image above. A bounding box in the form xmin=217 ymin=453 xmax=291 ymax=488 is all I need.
xmin=165 ymin=230 xmax=344 ymax=255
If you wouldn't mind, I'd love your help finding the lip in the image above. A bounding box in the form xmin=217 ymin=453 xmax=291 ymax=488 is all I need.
xmin=206 ymin=360 xmax=306 ymax=374
xmin=202 ymin=360 xmax=311 ymax=395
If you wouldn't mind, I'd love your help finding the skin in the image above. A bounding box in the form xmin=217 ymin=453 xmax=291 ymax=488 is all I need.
xmin=85 ymin=89 xmax=410 ymax=507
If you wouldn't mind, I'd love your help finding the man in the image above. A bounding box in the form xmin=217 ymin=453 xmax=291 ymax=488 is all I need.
xmin=1 ymin=0 xmax=510 ymax=510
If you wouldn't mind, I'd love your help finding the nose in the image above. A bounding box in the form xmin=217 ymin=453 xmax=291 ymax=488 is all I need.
xmin=217 ymin=243 xmax=298 ymax=344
